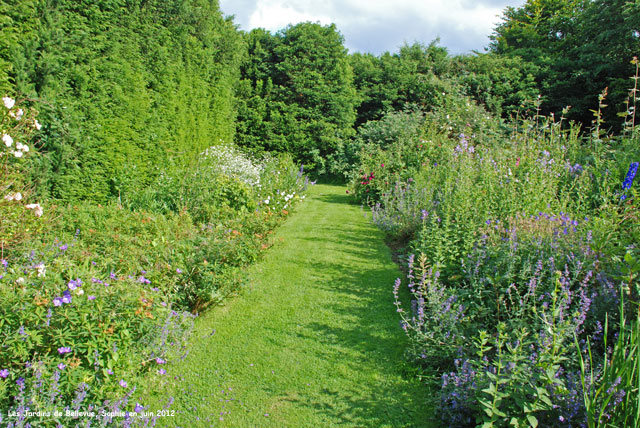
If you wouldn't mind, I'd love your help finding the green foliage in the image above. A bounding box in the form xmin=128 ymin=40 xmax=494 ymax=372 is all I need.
xmin=7 ymin=0 xmax=244 ymax=202
xmin=453 ymin=53 xmax=539 ymax=117
xmin=235 ymin=23 xmax=357 ymax=171
xmin=350 ymin=41 xmax=455 ymax=127
xmin=489 ymin=0 xmax=640 ymax=127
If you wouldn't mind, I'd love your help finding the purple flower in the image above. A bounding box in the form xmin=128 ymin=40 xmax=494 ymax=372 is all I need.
xmin=155 ymin=358 xmax=166 ymax=364
xmin=106 ymin=369 xmax=114 ymax=375
xmin=0 ymin=369 xmax=8 ymax=378
xmin=53 ymin=297 xmax=63 ymax=307
xmin=59 ymin=244 xmax=68 ymax=251
xmin=110 ymin=272 xmax=117 ymax=280
xmin=62 ymin=290 xmax=72 ymax=304
xmin=58 ymin=363 xmax=66 ymax=370
xmin=87 ymin=295 xmax=96 ymax=300
xmin=1 ymin=259 xmax=7 ymax=268
xmin=119 ymin=379 xmax=128 ymax=388
xmin=58 ymin=346 xmax=72 ymax=354
xmin=176 ymin=268 xmax=183 ymax=274
xmin=134 ymin=403 xmax=144 ymax=413
xmin=158 ymin=368 xmax=166 ymax=375
xmin=67 ymin=278 xmax=82 ymax=290
xmin=16 ymin=377 xmax=24 ymax=387
xmin=621 ymin=162 xmax=639 ymax=200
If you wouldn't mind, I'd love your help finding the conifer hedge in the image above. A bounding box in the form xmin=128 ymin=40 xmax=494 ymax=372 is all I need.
xmin=5 ymin=0 xmax=243 ymax=201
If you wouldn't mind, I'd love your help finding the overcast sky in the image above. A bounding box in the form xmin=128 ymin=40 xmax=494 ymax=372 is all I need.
xmin=219 ymin=0 xmax=526 ymax=55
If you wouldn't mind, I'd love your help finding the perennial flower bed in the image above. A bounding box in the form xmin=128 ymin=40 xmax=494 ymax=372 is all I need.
xmin=0 ymin=96 xmax=309 ymax=426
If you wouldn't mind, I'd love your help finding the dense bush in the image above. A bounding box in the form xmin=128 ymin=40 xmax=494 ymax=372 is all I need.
xmin=6 ymin=0 xmax=244 ymax=202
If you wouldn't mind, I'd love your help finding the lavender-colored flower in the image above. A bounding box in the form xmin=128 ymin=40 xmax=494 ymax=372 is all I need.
xmin=62 ymin=290 xmax=72 ymax=304
xmin=176 ymin=268 xmax=183 ymax=274
xmin=0 ymin=369 xmax=8 ymax=378
xmin=155 ymin=358 xmax=166 ymax=364
xmin=53 ymin=297 xmax=63 ymax=307
xmin=158 ymin=368 xmax=166 ymax=375
xmin=58 ymin=363 xmax=65 ymax=370
xmin=1 ymin=259 xmax=7 ymax=268
xmin=59 ymin=244 xmax=68 ymax=251
xmin=58 ymin=346 xmax=72 ymax=354
xmin=88 ymin=295 xmax=96 ymax=300
xmin=119 ymin=379 xmax=128 ymax=388
xmin=67 ymin=278 xmax=82 ymax=290
xmin=134 ymin=403 xmax=144 ymax=413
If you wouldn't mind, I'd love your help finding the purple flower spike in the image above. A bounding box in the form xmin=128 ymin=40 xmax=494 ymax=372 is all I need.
xmin=621 ymin=161 xmax=639 ymax=200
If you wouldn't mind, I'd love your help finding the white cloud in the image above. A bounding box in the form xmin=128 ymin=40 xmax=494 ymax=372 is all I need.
xmin=220 ymin=0 xmax=525 ymax=54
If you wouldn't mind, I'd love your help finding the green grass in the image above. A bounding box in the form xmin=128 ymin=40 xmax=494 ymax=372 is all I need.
xmin=143 ymin=184 xmax=435 ymax=427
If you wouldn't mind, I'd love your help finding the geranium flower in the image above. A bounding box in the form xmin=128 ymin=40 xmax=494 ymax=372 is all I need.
xmin=2 ymin=96 xmax=15 ymax=109
xmin=2 ymin=134 xmax=13 ymax=147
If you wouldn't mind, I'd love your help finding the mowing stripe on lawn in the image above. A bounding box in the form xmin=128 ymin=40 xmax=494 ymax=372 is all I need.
xmin=145 ymin=184 xmax=435 ymax=428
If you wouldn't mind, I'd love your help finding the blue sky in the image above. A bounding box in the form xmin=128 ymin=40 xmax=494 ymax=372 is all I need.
xmin=219 ymin=0 xmax=526 ymax=55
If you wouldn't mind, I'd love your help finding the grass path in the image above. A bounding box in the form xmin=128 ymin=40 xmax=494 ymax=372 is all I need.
xmin=146 ymin=184 xmax=434 ymax=427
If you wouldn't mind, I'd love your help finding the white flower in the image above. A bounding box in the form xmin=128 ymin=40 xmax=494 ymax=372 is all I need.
xmin=35 ymin=263 xmax=46 ymax=277
xmin=16 ymin=277 xmax=25 ymax=285
xmin=34 ymin=120 xmax=42 ymax=131
xmin=25 ymin=203 xmax=43 ymax=217
xmin=15 ymin=108 xmax=23 ymax=120
xmin=4 ymin=192 xmax=22 ymax=201
xmin=75 ymin=288 xmax=84 ymax=296
xmin=2 ymin=96 xmax=15 ymax=109
xmin=16 ymin=142 xmax=29 ymax=153
xmin=13 ymin=150 xmax=23 ymax=158
xmin=2 ymin=134 xmax=13 ymax=147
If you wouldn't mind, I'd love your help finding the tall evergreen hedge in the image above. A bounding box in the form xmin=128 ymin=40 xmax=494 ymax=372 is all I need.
xmin=5 ymin=0 xmax=243 ymax=201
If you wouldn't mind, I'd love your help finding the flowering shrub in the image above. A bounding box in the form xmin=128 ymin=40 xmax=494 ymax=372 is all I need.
xmin=201 ymin=142 xmax=262 ymax=187
xmin=1 ymin=95 xmax=46 ymax=251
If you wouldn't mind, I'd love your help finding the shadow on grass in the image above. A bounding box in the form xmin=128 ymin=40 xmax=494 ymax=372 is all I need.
xmin=268 ymin=193 xmax=436 ymax=426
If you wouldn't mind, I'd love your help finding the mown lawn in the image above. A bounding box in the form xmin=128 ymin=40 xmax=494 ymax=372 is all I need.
xmin=143 ymin=184 xmax=435 ymax=427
